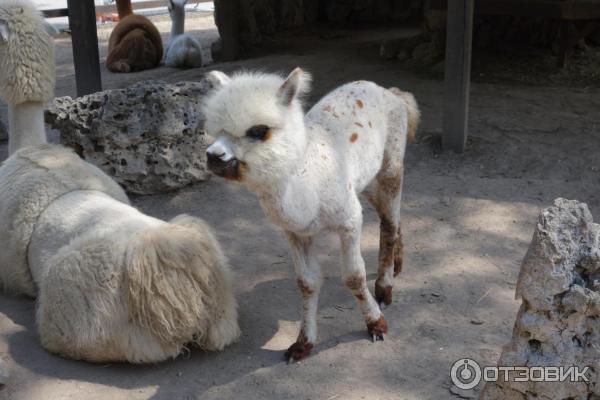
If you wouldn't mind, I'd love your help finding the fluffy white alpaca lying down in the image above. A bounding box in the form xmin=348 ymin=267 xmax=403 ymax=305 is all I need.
xmin=0 ymin=0 xmax=239 ymax=363
xmin=164 ymin=0 xmax=203 ymax=68
xmin=0 ymin=145 xmax=240 ymax=362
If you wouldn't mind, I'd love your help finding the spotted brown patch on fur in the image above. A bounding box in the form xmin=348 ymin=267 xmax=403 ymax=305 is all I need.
xmin=285 ymin=331 xmax=313 ymax=362
xmin=228 ymin=161 xmax=247 ymax=181
xmin=356 ymin=293 xmax=365 ymax=301
xmin=297 ymin=278 xmax=314 ymax=297
xmin=333 ymin=112 xmax=340 ymax=118
xmin=377 ymin=217 xmax=397 ymax=291
xmin=263 ymin=129 xmax=272 ymax=141
xmin=356 ymin=99 xmax=364 ymax=108
xmin=345 ymin=275 xmax=364 ymax=291
xmin=350 ymin=132 xmax=359 ymax=143
xmin=355 ymin=122 xmax=363 ymax=128
xmin=323 ymin=104 xmax=332 ymax=112
xmin=368 ymin=121 xmax=372 ymax=128
xmin=367 ymin=315 xmax=388 ymax=340
xmin=375 ymin=283 xmax=393 ymax=306
xmin=377 ymin=156 xmax=402 ymax=195
xmin=394 ymin=229 xmax=404 ymax=277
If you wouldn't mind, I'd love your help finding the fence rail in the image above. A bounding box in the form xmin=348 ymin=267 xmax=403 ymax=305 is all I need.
xmin=42 ymin=0 xmax=212 ymax=18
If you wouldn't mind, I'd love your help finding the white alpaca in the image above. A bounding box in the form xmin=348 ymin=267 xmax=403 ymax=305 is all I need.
xmin=203 ymin=68 xmax=419 ymax=361
xmin=0 ymin=0 xmax=54 ymax=156
xmin=163 ymin=0 xmax=203 ymax=68
xmin=0 ymin=0 xmax=239 ymax=363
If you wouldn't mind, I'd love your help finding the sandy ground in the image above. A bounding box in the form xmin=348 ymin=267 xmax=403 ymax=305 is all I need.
xmin=1 ymin=12 xmax=600 ymax=400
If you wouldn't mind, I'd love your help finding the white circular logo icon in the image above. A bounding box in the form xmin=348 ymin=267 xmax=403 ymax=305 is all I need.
xmin=451 ymin=358 xmax=482 ymax=390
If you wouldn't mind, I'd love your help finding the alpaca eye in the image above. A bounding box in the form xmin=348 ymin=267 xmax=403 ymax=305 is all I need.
xmin=245 ymin=125 xmax=270 ymax=141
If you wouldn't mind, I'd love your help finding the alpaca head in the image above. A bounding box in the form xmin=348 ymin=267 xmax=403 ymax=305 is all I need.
xmin=203 ymin=68 xmax=311 ymax=190
xmin=0 ymin=0 xmax=55 ymax=106
xmin=168 ymin=0 xmax=188 ymax=18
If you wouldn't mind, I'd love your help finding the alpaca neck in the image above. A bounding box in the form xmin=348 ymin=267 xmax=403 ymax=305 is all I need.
xmin=170 ymin=7 xmax=185 ymax=37
xmin=257 ymin=140 xmax=319 ymax=233
xmin=8 ymin=101 xmax=47 ymax=155
xmin=116 ymin=0 xmax=133 ymax=18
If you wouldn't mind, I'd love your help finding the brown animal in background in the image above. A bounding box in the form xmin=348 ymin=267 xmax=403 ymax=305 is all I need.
xmin=106 ymin=0 xmax=163 ymax=73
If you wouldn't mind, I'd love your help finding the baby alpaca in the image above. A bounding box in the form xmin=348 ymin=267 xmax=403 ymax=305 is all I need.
xmin=203 ymin=68 xmax=419 ymax=361
xmin=164 ymin=0 xmax=203 ymax=68
xmin=0 ymin=0 xmax=239 ymax=363
xmin=106 ymin=0 xmax=163 ymax=73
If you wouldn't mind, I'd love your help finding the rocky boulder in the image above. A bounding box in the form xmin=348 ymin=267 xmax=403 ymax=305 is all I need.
xmin=45 ymin=80 xmax=215 ymax=195
xmin=481 ymin=198 xmax=600 ymax=399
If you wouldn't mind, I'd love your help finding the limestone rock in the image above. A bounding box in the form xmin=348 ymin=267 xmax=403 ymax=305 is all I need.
xmin=45 ymin=80 xmax=215 ymax=195
xmin=481 ymin=198 xmax=600 ymax=400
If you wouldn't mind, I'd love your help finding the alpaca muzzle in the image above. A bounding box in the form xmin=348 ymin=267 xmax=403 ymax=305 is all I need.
xmin=206 ymin=153 xmax=244 ymax=180
xmin=206 ymin=138 xmax=244 ymax=180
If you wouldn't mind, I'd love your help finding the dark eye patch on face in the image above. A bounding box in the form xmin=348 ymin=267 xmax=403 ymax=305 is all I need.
xmin=245 ymin=125 xmax=271 ymax=141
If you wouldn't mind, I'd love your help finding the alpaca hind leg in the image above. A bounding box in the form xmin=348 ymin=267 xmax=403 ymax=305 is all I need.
xmin=285 ymin=232 xmax=322 ymax=362
xmin=339 ymin=223 xmax=387 ymax=341
xmin=371 ymin=160 xmax=404 ymax=307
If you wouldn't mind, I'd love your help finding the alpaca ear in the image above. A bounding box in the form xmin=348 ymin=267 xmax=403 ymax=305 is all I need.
xmin=278 ymin=67 xmax=312 ymax=106
xmin=206 ymin=70 xmax=231 ymax=89
xmin=0 ymin=20 xmax=8 ymax=43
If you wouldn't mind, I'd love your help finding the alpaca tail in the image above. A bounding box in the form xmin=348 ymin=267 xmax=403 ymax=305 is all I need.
xmin=388 ymin=87 xmax=420 ymax=143
xmin=125 ymin=215 xmax=240 ymax=350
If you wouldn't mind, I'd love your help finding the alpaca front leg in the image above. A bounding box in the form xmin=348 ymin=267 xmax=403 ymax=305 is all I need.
xmin=340 ymin=229 xmax=388 ymax=341
xmin=285 ymin=233 xmax=322 ymax=362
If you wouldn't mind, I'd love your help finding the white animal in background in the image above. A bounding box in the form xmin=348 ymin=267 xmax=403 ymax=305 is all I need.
xmin=203 ymin=68 xmax=419 ymax=361
xmin=0 ymin=0 xmax=239 ymax=363
xmin=164 ymin=0 xmax=203 ymax=68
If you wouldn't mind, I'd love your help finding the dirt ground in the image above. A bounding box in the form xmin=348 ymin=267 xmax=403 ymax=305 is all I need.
xmin=1 ymin=11 xmax=599 ymax=400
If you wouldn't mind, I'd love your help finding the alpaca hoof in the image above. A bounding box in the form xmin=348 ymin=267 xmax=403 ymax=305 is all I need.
xmin=111 ymin=61 xmax=131 ymax=73
xmin=375 ymin=283 xmax=393 ymax=308
xmin=284 ymin=336 xmax=313 ymax=363
xmin=393 ymin=258 xmax=403 ymax=277
xmin=367 ymin=315 xmax=388 ymax=341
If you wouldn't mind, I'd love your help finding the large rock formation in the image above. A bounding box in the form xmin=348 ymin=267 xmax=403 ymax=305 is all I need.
xmin=481 ymin=198 xmax=600 ymax=399
xmin=45 ymin=80 xmax=214 ymax=195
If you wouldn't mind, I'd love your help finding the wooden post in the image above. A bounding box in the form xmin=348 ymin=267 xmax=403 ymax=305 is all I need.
xmin=67 ymin=0 xmax=102 ymax=97
xmin=214 ymin=0 xmax=239 ymax=61
xmin=442 ymin=0 xmax=474 ymax=153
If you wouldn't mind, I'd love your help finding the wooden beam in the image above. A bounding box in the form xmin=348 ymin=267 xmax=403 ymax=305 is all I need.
xmin=42 ymin=9 xmax=68 ymax=18
xmin=43 ymin=0 xmax=213 ymax=19
xmin=95 ymin=0 xmax=212 ymax=14
xmin=429 ymin=0 xmax=600 ymax=20
xmin=442 ymin=0 xmax=474 ymax=153
xmin=67 ymin=0 xmax=102 ymax=97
